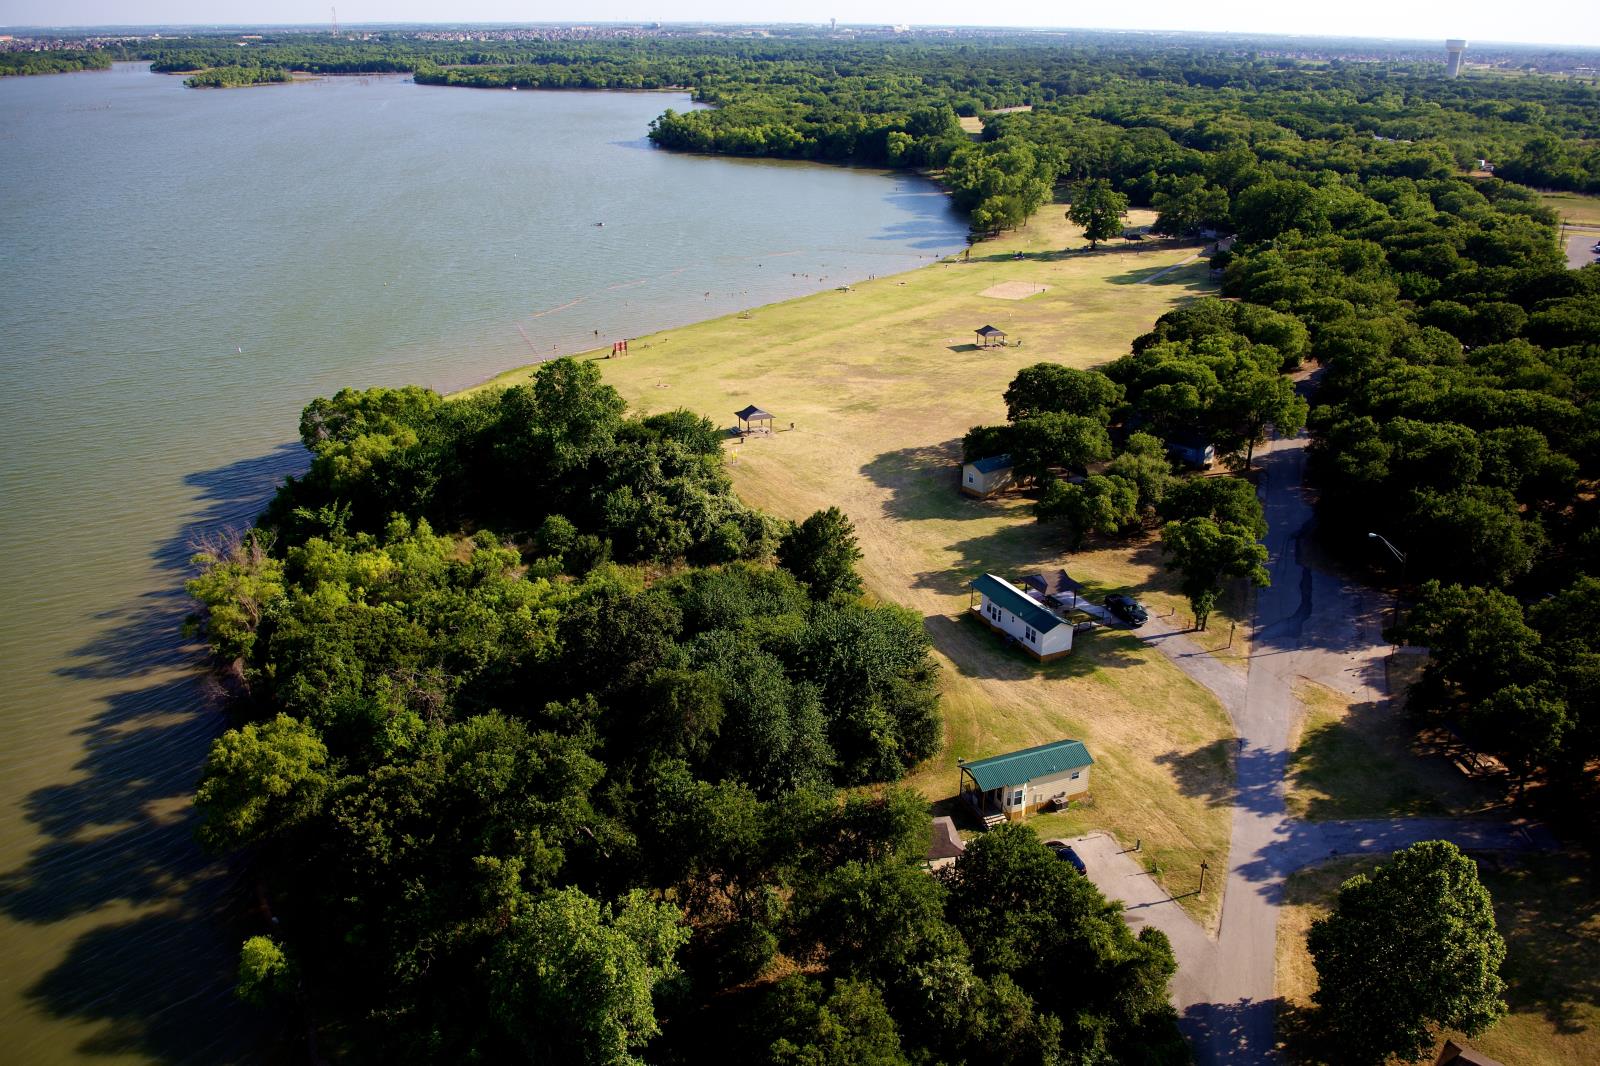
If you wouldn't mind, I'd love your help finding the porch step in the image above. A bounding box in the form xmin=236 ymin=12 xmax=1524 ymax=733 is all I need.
xmin=981 ymin=812 xmax=1005 ymax=829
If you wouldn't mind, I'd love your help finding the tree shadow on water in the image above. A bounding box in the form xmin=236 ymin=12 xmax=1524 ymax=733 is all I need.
xmin=57 ymin=443 xmax=305 ymax=684
xmin=0 ymin=443 xmax=304 ymax=1062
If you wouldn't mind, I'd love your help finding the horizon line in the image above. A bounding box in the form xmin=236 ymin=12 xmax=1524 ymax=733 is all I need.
xmin=2 ymin=21 xmax=1597 ymax=52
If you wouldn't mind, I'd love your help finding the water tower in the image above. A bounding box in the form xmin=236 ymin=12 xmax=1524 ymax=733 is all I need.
xmin=1445 ymin=39 xmax=1468 ymax=78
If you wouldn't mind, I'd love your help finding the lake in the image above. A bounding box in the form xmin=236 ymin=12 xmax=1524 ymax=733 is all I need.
xmin=0 ymin=62 xmax=966 ymax=1063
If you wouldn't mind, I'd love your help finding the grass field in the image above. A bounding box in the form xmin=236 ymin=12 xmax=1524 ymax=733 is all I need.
xmin=469 ymin=209 xmax=1238 ymax=925
xmin=1277 ymin=851 xmax=1600 ymax=1066
xmin=1541 ymin=190 xmax=1600 ymax=228
xmin=1283 ymin=679 xmax=1497 ymax=821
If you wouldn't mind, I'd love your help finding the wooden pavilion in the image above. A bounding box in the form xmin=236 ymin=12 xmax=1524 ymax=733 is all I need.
xmin=734 ymin=404 xmax=775 ymax=435
xmin=975 ymin=324 xmax=1007 ymax=348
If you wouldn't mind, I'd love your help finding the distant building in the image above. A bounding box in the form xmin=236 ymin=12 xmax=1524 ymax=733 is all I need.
xmin=959 ymin=739 xmax=1094 ymax=826
xmin=970 ymin=573 xmax=1074 ymax=660
xmin=1445 ymin=39 xmax=1468 ymax=78
xmin=961 ymin=454 xmax=1013 ymax=497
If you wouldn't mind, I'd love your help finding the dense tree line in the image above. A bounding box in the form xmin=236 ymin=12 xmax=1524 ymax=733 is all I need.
xmin=188 ymin=358 xmax=1187 ymax=1062
xmin=0 ymin=50 xmax=111 ymax=76
xmin=183 ymin=66 xmax=291 ymax=88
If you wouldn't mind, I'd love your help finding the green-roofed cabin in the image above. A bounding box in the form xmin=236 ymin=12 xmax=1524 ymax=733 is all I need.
xmin=970 ymin=573 xmax=1074 ymax=660
xmin=958 ymin=739 xmax=1094 ymax=826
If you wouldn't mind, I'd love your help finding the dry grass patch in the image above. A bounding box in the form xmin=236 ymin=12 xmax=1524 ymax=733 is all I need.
xmin=1540 ymin=190 xmax=1600 ymax=228
xmin=1284 ymin=679 xmax=1495 ymax=821
xmin=1277 ymin=851 xmax=1600 ymax=1066
xmin=468 ymin=210 xmax=1237 ymax=925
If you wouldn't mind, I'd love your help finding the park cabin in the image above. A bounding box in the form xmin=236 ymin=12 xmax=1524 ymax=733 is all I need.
xmin=961 ymin=453 xmax=1014 ymax=497
xmin=1165 ymin=432 xmax=1215 ymax=469
xmin=975 ymin=324 xmax=1007 ymax=348
xmin=959 ymin=739 xmax=1094 ymax=826
xmin=970 ymin=573 xmax=1073 ymax=660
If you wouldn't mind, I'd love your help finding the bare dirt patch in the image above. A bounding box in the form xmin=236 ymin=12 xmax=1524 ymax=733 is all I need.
xmin=979 ymin=281 xmax=1049 ymax=300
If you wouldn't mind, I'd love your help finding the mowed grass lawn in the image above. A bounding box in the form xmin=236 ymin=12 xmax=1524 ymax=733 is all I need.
xmin=471 ymin=209 xmax=1237 ymax=926
xmin=1283 ymin=679 xmax=1499 ymax=822
xmin=1277 ymin=852 xmax=1600 ymax=1066
xmin=1539 ymin=189 xmax=1600 ymax=228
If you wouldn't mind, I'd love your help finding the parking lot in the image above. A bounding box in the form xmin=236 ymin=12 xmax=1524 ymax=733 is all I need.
xmin=1564 ymin=231 xmax=1600 ymax=270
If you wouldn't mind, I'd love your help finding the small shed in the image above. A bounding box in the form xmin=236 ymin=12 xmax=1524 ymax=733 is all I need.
xmin=959 ymin=739 xmax=1094 ymax=826
xmin=1434 ymin=1042 xmax=1503 ymax=1066
xmin=961 ymin=453 xmax=1013 ymax=497
xmin=975 ymin=324 xmax=1007 ymax=348
xmin=925 ymin=815 xmax=966 ymax=870
xmin=735 ymin=404 xmax=775 ymax=435
xmin=970 ymin=572 xmax=1073 ymax=661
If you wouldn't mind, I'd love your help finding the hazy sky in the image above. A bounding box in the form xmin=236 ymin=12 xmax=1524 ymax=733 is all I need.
xmin=3 ymin=2 xmax=1598 ymax=48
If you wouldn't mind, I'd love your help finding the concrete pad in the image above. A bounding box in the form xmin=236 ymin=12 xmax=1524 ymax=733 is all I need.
xmin=1059 ymin=831 xmax=1216 ymax=997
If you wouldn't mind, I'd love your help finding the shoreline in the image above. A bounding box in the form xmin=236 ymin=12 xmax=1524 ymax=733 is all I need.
xmin=451 ymin=229 xmax=970 ymax=398
xmin=452 ymin=205 xmax=1237 ymax=930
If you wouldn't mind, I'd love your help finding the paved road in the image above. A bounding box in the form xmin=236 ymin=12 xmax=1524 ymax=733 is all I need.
xmin=1119 ymin=424 xmax=1555 ymax=1063
xmin=1564 ymin=231 xmax=1600 ymax=270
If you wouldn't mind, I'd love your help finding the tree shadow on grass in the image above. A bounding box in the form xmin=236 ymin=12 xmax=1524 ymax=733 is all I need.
xmin=1153 ymin=739 xmax=1239 ymax=811
xmin=0 ymin=443 xmax=304 ymax=1063
xmin=1286 ymin=698 xmax=1501 ymax=822
xmin=860 ymin=439 xmax=1019 ymax=523
xmin=1477 ymin=852 xmax=1600 ymax=1038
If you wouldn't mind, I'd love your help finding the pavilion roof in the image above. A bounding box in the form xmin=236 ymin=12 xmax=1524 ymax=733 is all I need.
xmin=975 ymin=324 xmax=1007 ymax=336
xmin=735 ymin=405 xmax=774 ymax=421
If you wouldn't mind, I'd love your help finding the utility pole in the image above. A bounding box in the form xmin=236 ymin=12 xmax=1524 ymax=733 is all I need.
xmin=1199 ymin=859 xmax=1209 ymax=895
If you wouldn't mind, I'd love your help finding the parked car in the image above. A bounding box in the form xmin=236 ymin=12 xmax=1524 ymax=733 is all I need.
xmin=1044 ymin=839 xmax=1087 ymax=874
xmin=1105 ymin=594 xmax=1149 ymax=628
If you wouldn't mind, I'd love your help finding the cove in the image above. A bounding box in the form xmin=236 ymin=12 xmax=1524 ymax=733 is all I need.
xmin=0 ymin=62 xmax=966 ymax=1063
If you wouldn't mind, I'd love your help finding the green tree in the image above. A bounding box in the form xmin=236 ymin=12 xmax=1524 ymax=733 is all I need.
xmin=1307 ymin=841 xmax=1507 ymax=1065
xmin=1003 ymin=363 xmax=1121 ymax=422
xmin=1007 ymin=412 xmax=1112 ymax=483
xmin=490 ymin=887 xmax=689 ymax=1066
xmin=1151 ymin=173 xmax=1230 ymax=236
xmin=778 ymin=507 xmax=865 ymax=601
xmin=1106 ymin=432 xmax=1176 ymax=513
xmin=236 ymin=935 xmax=296 ymax=1007
xmin=765 ymin=976 xmax=910 ymax=1066
xmin=1034 ymin=474 xmax=1140 ymax=549
xmin=185 ymin=530 xmax=285 ymax=666
xmin=195 ymin=714 xmax=331 ymax=852
xmin=1067 ymin=178 xmax=1130 ymax=249
xmin=1159 ymin=516 xmax=1269 ymax=630
xmin=947 ymin=824 xmax=1183 ymax=1062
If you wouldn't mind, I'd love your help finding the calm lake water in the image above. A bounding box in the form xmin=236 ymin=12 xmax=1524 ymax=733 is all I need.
xmin=0 ymin=62 xmax=965 ymax=1063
